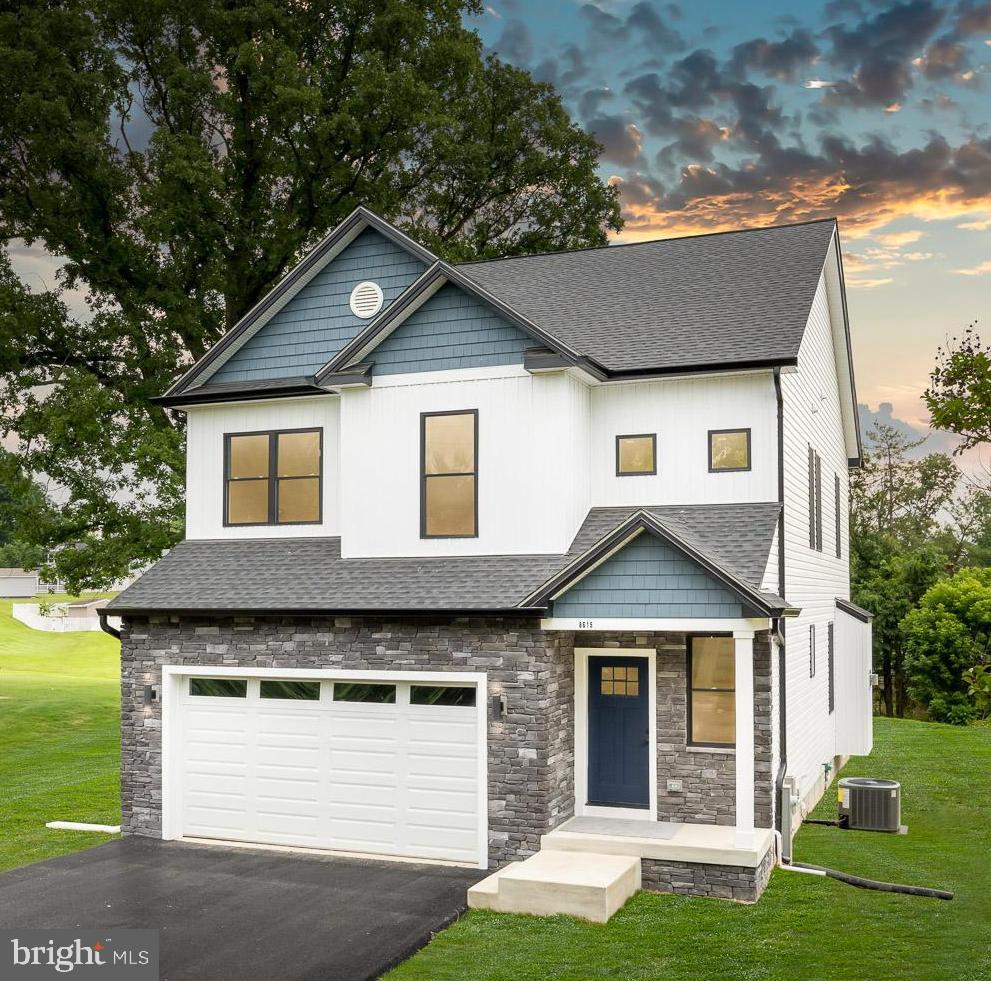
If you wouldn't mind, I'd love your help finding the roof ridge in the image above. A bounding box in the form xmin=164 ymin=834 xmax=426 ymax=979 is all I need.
xmin=457 ymin=217 xmax=838 ymax=268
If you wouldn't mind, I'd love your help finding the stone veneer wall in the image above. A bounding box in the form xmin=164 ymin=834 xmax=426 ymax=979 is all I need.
xmin=120 ymin=617 xmax=774 ymax=868
xmin=551 ymin=631 xmax=774 ymax=829
xmin=640 ymin=842 xmax=776 ymax=902
xmin=120 ymin=614 xmax=575 ymax=867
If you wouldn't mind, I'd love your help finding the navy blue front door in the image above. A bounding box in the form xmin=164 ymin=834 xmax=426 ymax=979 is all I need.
xmin=587 ymin=657 xmax=650 ymax=808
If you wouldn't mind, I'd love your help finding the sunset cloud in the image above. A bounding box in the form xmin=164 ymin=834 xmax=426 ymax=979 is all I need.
xmin=954 ymin=259 xmax=991 ymax=275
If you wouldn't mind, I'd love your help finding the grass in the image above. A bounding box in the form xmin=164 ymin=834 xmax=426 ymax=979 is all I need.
xmin=0 ymin=593 xmax=121 ymax=872
xmin=391 ymin=718 xmax=991 ymax=981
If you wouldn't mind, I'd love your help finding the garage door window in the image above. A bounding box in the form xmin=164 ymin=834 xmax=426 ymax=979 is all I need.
xmin=334 ymin=682 xmax=396 ymax=703
xmin=410 ymin=685 xmax=476 ymax=707
xmin=260 ymin=680 xmax=320 ymax=700
xmin=189 ymin=678 xmax=247 ymax=698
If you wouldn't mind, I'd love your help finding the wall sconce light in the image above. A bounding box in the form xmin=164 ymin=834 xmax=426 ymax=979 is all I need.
xmin=143 ymin=685 xmax=158 ymax=705
xmin=490 ymin=693 xmax=507 ymax=720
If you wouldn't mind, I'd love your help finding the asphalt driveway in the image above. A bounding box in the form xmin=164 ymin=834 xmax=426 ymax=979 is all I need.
xmin=0 ymin=837 xmax=485 ymax=980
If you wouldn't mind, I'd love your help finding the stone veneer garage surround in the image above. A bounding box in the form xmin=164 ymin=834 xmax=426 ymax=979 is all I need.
xmin=120 ymin=615 xmax=773 ymax=875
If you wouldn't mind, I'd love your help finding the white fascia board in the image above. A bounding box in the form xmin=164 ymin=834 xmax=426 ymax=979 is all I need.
xmin=822 ymin=231 xmax=861 ymax=462
xmin=594 ymin=366 xmax=778 ymax=387
xmin=367 ymin=363 xmax=531 ymax=389
xmin=161 ymin=664 xmax=487 ymax=683
xmin=182 ymin=393 xmax=339 ymax=412
xmin=540 ymin=617 xmax=770 ymax=633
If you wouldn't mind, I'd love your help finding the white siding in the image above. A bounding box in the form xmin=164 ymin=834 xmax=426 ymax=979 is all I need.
xmin=590 ymin=372 xmax=777 ymax=507
xmin=835 ymin=610 xmax=874 ymax=758
xmin=781 ymin=269 xmax=852 ymax=812
xmin=761 ymin=525 xmax=780 ymax=593
xmin=185 ymin=397 xmax=341 ymax=539
xmin=339 ymin=366 xmax=590 ymax=557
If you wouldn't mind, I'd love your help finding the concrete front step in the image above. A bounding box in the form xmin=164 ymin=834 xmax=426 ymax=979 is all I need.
xmin=468 ymin=851 xmax=640 ymax=923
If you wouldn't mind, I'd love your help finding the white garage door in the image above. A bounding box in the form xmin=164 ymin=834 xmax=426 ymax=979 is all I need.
xmin=174 ymin=673 xmax=483 ymax=865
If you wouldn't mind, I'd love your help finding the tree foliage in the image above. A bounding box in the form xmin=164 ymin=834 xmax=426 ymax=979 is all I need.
xmin=0 ymin=0 xmax=622 ymax=589
xmin=925 ymin=325 xmax=991 ymax=455
xmin=902 ymin=568 xmax=991 ymax=724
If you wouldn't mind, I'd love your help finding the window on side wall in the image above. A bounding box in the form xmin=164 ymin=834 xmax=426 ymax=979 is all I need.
xmin=616 ymin=434 xmax=657 ymax=475
xmin=421 ymin=410 xmax=478 ymax=538
xmin=809 ymin=623 xmax=816 ymax=677
xmin=225 ymin=429 xmax=322 ymax=526
xmin=688 ymin=636 xmax=735 ymax=747
xmin=708 ymin=429 xmax=751 ymax=472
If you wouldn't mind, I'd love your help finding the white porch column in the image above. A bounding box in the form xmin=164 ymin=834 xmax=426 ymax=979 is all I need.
xmin=734 ymin=629 xmax=756 ymax=849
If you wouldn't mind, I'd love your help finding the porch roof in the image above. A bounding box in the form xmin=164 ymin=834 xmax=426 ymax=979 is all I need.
xmin=106 ymin=502 xmax=786 ymax=616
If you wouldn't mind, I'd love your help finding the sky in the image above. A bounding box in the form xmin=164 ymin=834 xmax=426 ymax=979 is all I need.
xmin=468 ymin=0 xmax=991 ymax=453
xmin=7 ymin=0 xmax=990 ymax=460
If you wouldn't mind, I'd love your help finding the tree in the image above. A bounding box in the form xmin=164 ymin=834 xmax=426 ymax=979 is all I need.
xmin=0 ymin=0 xmax=622 ymax=590
xmin=849 ymin=423 xmax=958 ymax=715
xmin=925 ymin=324 xmax=991 ymax=455
xmin=902 ymin=568 xmax=991 ymax=724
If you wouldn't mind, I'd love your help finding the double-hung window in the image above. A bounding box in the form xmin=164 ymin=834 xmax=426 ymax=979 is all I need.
xmin=225 ymin=429 xmax=321 ymax=526
xmin=688 ymin=637 xmax=736 ymax=746
xmin=421 ymin=410 xmax=478 ymax=538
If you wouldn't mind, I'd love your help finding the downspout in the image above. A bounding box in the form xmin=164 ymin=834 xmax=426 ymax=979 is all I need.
xmin=772 ymin=368 xmax=789 ymax=848
xmin=98 ymin=610 xmax=121 ymax=640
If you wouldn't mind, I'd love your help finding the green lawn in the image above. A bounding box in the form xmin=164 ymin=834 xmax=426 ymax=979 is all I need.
xmin=391 ymin=718 xmax=991 ymax=981
xmin=0 ymin=594 xmax=121 ymax=872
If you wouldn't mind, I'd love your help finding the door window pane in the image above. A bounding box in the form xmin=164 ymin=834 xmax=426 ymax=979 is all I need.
xmin=617 ymin=435 xmax=656 ymax=475
xmin=410 ymin=685 xmax=476 ymax=707
xmin=278 ymin=431 xmax=321 ymax=477
xmin=600 ymin=664 xmax=640 ymax=696
xmin=189 ymin=678 xmax=247 ymax=697
xmin=334 ymin=682 xmax=397 ymax=703
xmin=277 ymin=477 xmax=320 ymax=523
xmin=424 ymin=475 xmax=476 ymax=537
xmin=227 ymin=479 xmax=269 ymax=525
xmin=691 ymin=691 xmax=735 ymax=744
xmin=260 ymin=680 xmax=320 ymax=700
xmin=424 ymin=413 xmax=475 ymax=474
xmin=228 ymin=434 xmax=270 ymax=479
xmin=709 ymin=430 xmax=750 ymax=471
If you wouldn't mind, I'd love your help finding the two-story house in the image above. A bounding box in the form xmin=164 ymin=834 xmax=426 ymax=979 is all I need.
xmin=105 ymin=206 xmax=873 ymax=907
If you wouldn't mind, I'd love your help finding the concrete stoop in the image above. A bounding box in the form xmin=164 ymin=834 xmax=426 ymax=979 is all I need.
xmin=467 ymin=851 xmax=641 ymax=923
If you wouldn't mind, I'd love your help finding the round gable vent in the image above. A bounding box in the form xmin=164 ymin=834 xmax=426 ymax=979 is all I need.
xmin=349 ymin=281 xmax=384 ymax=319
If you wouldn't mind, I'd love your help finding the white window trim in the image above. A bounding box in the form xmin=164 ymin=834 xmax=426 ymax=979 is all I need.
xmin=574 ymin=648 xmax=657 ymax=822
xmin=159 ymin=665 xmax=489 ymax=869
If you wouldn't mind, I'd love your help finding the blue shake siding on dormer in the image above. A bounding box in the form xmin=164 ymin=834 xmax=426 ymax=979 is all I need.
xmin=551 ymin=536 xmax=746 ymax=619
xmin=371 ymin=283 xmax=535 ymax=375
xmin=212 ymin=228 xmax=427 ymax=383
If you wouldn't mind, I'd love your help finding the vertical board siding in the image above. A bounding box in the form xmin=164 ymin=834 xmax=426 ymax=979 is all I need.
xmin=212 ymin=229 xmax=426 ymax=383
xmin=781 ymin=270 xmax=852 ymax=809
xmin=551 ymin=535 xmax=745 ymax=618
xmin=340 ymin=368 xmax=589 ymax=557
xmin=185 ymin=396 xmax=341 ymax=539
xmin=370 ymin=283 xmax=535 ymax=375
xmin=589 ymin=372 xmax=778 ymax=508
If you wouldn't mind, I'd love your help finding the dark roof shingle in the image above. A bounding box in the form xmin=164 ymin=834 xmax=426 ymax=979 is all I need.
xmin=107 ymin=503 xmax=783 ymax=614
xmin=459 ymin=221 xmax=836 ymax=373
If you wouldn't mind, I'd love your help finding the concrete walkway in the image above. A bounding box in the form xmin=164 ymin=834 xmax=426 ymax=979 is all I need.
xmin=0 ymin=838 xmax=484 ymax=980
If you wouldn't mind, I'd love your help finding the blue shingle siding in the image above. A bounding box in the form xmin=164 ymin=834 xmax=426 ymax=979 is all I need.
xmin=371 ymin=282 xmax=535 ymax=375
xmin=212 ymin=228 xmax=426 ymax=382
xmin=551 ymin=535 xmax=745 ymax=618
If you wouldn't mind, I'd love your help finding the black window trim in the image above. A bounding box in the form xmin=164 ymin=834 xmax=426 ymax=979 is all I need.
xmin=834 ymin=472 xmax=842 ymax=559
xmin=420 ymin=408 xmax=479 ymax=540
xmin=686 ymin=634 xmax=736 ymax=749
xmin=827 ymin=621 xmax=835 ymax=713
xmin=814 ymin=452 xmax=823 ymax=552
xmin=615 ymin=433 xmax=658 ymax=476
xmin=707 ymin=427 xmax=752 ymax=473
xmin=809 ymin=623 xmax=816 ymax=677
xmin=223 ymin=427 xmax=323 ymax=528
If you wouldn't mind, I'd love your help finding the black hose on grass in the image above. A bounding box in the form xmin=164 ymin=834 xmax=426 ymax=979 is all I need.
xmin=802 ymin=819 xmax=841 ymax=827
xmin=786 ymin=861 xmax=954 ymax=901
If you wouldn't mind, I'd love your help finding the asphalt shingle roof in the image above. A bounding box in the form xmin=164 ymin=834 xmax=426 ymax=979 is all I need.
xmin=459 ymin=221 xmax=836 ymax=373
xmin=107 ymin=503 xmax=783 ymax=614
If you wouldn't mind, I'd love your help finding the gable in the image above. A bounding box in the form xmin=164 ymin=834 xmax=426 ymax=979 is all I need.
xmin=367 ymin=282 xmax=537 ymax=376
xmin=211 ymin=228 xmax=427 ymax=384
xmin=550 ymin=533 xmax=745 ymax=619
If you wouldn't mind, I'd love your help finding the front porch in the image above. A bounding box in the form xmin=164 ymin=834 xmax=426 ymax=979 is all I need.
xmin=469 ymin=814 xmax=777 ymax=918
